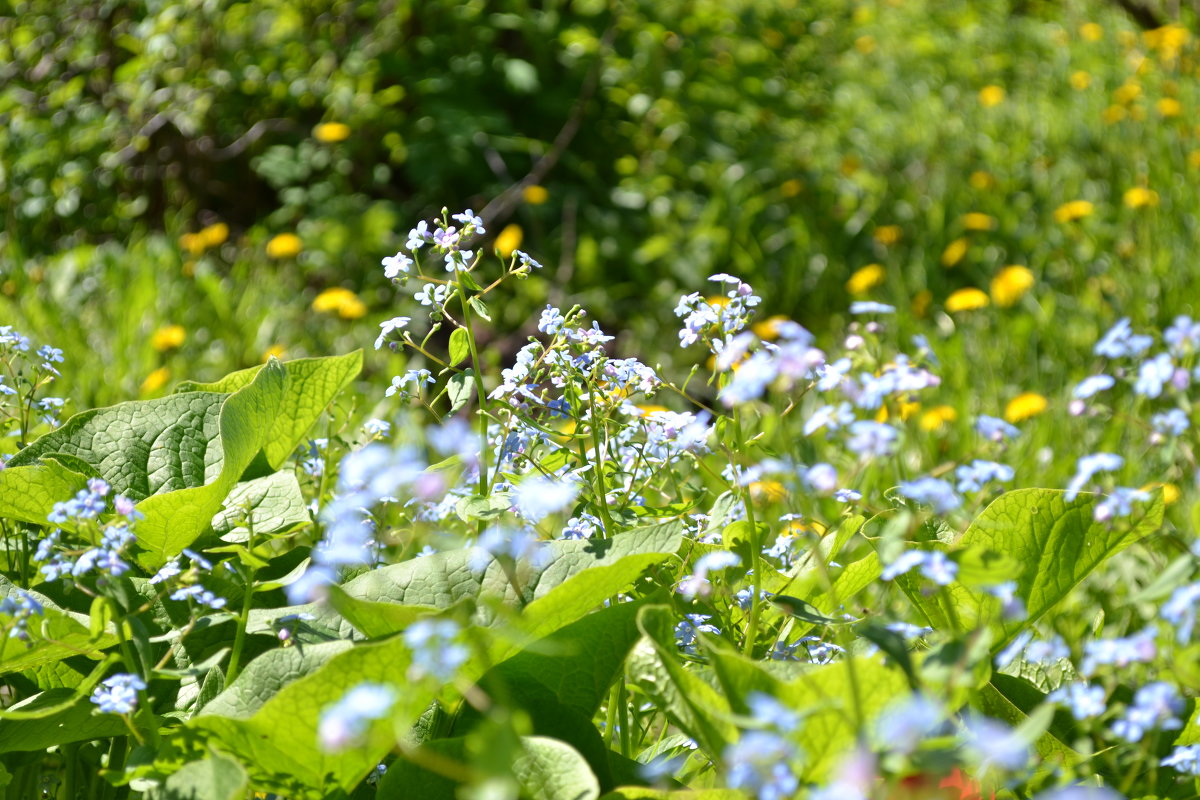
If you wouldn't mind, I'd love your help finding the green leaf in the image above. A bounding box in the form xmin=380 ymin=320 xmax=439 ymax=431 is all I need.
xmin=447 ymin=372 xmax=476 ymax=414
xmin=918 ymin=489 xmax=1165 ymax=647
xmin=211 ymin=471 xmax=310 ymax=541
xmin=600 ymin=791 xmax=746 ymax=800
xmin=0 ymin=458 xmax=89 ymax=526
xmin=468 ymin=295 xmax=492 ymax=322
xmin=0 ymin=690 xmax=128 ymax=752
xmin=326 ymin=522 xmax=683 ymax=636
xmin=448 ymin=327 xmax=471 ymax=367
xmin=454 ymin=493 xmax=513 ymax=523
xmin=147 ymin=752 xmax=249 ymax=800
xmin=379 ymin=736 xmax=599 ymax=800
xmin=0 ymin=577 xmax=117 ymax=676
xmin=978 ymin=675 xmax=1083 ymax=764
xmin=809 ymin=553 xmax=880 ymax=615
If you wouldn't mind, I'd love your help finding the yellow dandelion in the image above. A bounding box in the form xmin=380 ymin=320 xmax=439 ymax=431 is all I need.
xmin=898 ymin=400 xmax=921 ymax=421
xmin=780 ymin=179 xmax=803 ymax=197
xmin=969 ymin=171 xmax=996 ymax=190
xmin=1079 ymin=22 xmax=1103 ymax=41
xmin=873 ymin=225 xmax=903 ymax=245
xmin=1004 ymin=392 xmax=1048 ymax=423
xmin=495 ymin=224 xmax=523 ymax=257
xmin=785 ymin=518 xmax=828 ymax=537
xmin=846 ymin=264 xmax=886 ymax=295
xmin=266 ymin=233 xmax=303 ymax=259
xmin=706 ymin=295 xmax=731 ymax=309
xmin=635 ymin=404 xmax=671 ymax=416
xmin=941 ymin=237 xmax=970 ymax=268
xmin=1053 ymin=200 xmax=1094 ymax=223
xmin=1070 ymin=70 xmax=1092 ymax=91
xmin=1123 ymin=187 xmax=1159 ymax=209
xmin=140 ymin=367 xmax=171 ymax=395
xmin=1141 ymin=482 xmax=1181 ymax=505
xmin=1114 ymin=82 xmax=1142 ymax=105
xmin=150 ymin=324 xmax=186 ymax=352
xmin=262 ymin=344 xmax=286 ymax=362
xmin=1102 ymin=104 xmax=1127 ymax=124
xmin=752 ymin=316 xmax=792 ymax=340
xmin=198 ymin=222 xmax=229 ymax=249
xmin=1145 ymin=24 xmax=1190 ymax=57
xmin=749 ymin=480 xmax=787 ymax=503
xmin=945 ymin=287 xmax=990 ymax=313
xmin=313 ymin=122 xmax=351 ymax=143
xmin=1157 ymin=97 xmax=1182 ymax=117
xmin=179 ymin=232 xmax=205 ymax=256
xmin=978 ymin=85 xmax=1006 ymax=108
xmin=312 ymin=287 xmax=368 ymax=320
xmin=920 ymin=405 xmax=958 ymax=432
xmin=962 ymin=213 xmax=996 ymax=232
xmin=522 ymin=184 xmax=549 ymax=205
xmin=911 ymin=290 xmax=932 ymax=319
xmin=990 ymin=266 xmax=1035 ymax=308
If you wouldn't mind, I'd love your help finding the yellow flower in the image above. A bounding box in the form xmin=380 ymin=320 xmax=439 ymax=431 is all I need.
xmin=312 ymin=287 xmax=368 ymax=320
xmin=1118 ymin=29 xmax=1138 ymax=49
xmin=150 ymin=324 xmax=186 ymax=352
xmin=1157 ymin=97 xmax=1182 ymax=117
xmin=855 ymin=34 xmax=877 ymax=54
xmin=749 ymin=480 xmax=787 ymax=503
xmin=1070 ymin=70 xmax=1091 ymax=91
xmin=846 ymin=264 xmax=886 ymax=295
xmin=1145 ymin=24 xmax=1190 ymax=57
xmin=873 ymin=225 xmax=902 ymax=245
xmin=990 ymin=266 xmax=1035 ymax=307
xmin=969 ymin=171 xmax=995 ymax=190
xmin=1113 ymin=82 xmax=1142 ymax=105
xmin=635 ymin=404 xmax=671 ymax=416
xmin=941 ymin=238 xmax=970 ymax=268
xmin=1102 ymin=105 xmax=1127 ymax=124
xmin=911 ymin=290 xmax=932 ymax=318
xmin=1123 ymin=187 xmax=1159 ymax=209
xmin=179 ymin=232 xmax=205 ymax=256
xmin=1189 ymin=150 xmax=1200 ymax=169
xmin=752 ymin=316 xmax=792 ymax=340
xmin=1079 ymin=22 xmax=1103 ymax=41
xmin=199 ymin=222 xmax=229 ymax=249
xmin=945 ymin=287 xmax=990 ymax=313
xmin=313 ymin=122 xmax=351 ymax=143
xmin=706 ymin=295 xmax=731 ymax=309
xmin=262 ymin=344 xmax=286 ymax=362
xmin=962 ymin=213 xmax=996 ymax=232
xmin=920 ymin=405 xmax=958 ymax=431
xmin=1142 ymin=482 xmax=1181 ymax=504
xmin=1053 ymin=200 xmax=1094 ymax=223
xmin=522 ymin=184 xmax=549 ymax=204
xmin=978 ymin=85 xmax=1006 ymax=108
xmin=495 ymin=224 xmax=523 ymax=257
xmin=266 ymin=233 xmax=303 ymax=259
xmin=1004 ymin=392 xmax=1048 ymax=423
xmin=780 ymin=178 xmax=803 ymax=197
xmin=140 ymin=367 xmax=171 ymax=395
xmin=898 ymin=400 xmax=921 ymax=420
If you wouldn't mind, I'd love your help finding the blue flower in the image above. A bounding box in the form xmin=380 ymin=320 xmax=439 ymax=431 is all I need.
xmin=1065 ymin=452 xmax=1123 ymax=501
xmin=1134 ymin=352 xmax=1174 ymax=398
xmin=845 ymin=421 xmax=897 ymax=457
xmin=1150 ymin=408 xmax=1189 ymax=437
xmin=318 ymin=683 xmax=397 ymax=752
xmin=1080 ymin=627 xmax=1156 ymax=675
xmin=1094 ymin=317 xmax=1152 ymax=359
xmin=848 ymin=302 xmax=895 ymax=315
xmin=897 ymin=476 xmax=961 ymax=512
xmin=381 ymin=251 xmax=412 ymax=279
xmin=1111 ymin=681 xmax=1183 ymax=742
xmin=1048 ymin=682 xmax=1107 ymax=720
xmin=1072 ymin=374 xmax=1115 ymax=399
xmin=975 ymin=414 xmax=1020 ymax=442
xmin=725 ymin=731 xmax=798 ymax=800
xmin=1162 ymin=745 xmax=1200 ymax=776
xmin=451 ymin=209 xmax=485 ymax=233
xmin=876 ymin=694 xmax=945 ymax=754
xmin=374 ymin=316 xmax=410 ymax=350
xmin=404 ymin=620 xmax=468 ymax=681
xmin=955 ymin=459 xmax=1014 ymax=493
xmin=1161 ymin=582 xmax=1200 ymax=642
xmin=91 ymin=673 xmax=146 ymax=715
xmin=538 ymin=305 xmax=566 ymax=335
xmin=880 ymin=550 xmax=957 ymax=585
xmin=514 ymin=474 xmax=581 ymax=522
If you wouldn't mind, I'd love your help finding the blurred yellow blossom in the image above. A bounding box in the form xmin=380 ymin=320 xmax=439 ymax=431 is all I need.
xmin=1189 ymin=150 xmax=1200 ymax=169
xmin=1102 ymin=105 xmax=1127 ymax=124
xmin=1005 ymin=392 xmax=1048 ymax=423
xmin=855 ymin=35 xmax=877 ymax=54
xmin=263 ymin=344 xmax=287 ymax=362
xmin=846 ymin=264 xmax=886 ymax=295
xmin=1157 ymin=97 xmax=1182 ymax=117
xmin=179 ymin=232 xmax=205 ymax=255
xmin=752 ymin=316 xmax=792 ymax=340
xmin=749 ymin=480 xmax=787 ymax=503
xmin=1142 ymin=482 xmax=1182 ymax=504
xmin=314 ymin=122 xmax=351 ymax=143
xmin=151 ymin=324 xmax=186 ymax=352
xmin=873 ymin=225 xmax=902 ymax=245
xmin=199 ymin=222 xmax=229 ymax=249
xmin=1080 ymin=22 xmax=1103 ymax=41
xmin=911 ymin=290 xmax=932 ymax=318
xmin=920 ymin=405 xmax=958 ymax=431
xmin=312 ymin=287 xmax=367 ymax=320
xmin=990 ymin=266 xmax=1035 ymax=307
xmin=1124 ymin=186 xmax=1159 ymax=209
xmin=1118 ymin=29 xmax=1138 ymax=49
xmin=780 ymin=179 xmax=803 ymax=197
xmin=969 ymin=170 xmax=996 ymax=190
xmin=266 ymin=233 xmax=303 ymax=259
xmin=1113 ymin=82 xmax=1142 ymax=105
xmin=1070 ymin=70 xmax=1092 ymax=91
xmin=495 ymin=224 xmax=523 ymax=257
xmin=1054 ymin=200 xmax=1094 ymax=223
xmin=978 ymin=85 xmax=1006 ymax=107
xmin=941 ymin=237 xmax=970 ymax=268
xmin=140 ymin=367 xmax=171 ymax=395
xmin=962 ymin=213 xmax=995 ymax=231
xmin=945 ymin=287 xmax=990 ymax=313
xmin=1145 ymin=25 xmax=1190 ymax=58
xmin=522 ymin=184 xmax=549 ymax=204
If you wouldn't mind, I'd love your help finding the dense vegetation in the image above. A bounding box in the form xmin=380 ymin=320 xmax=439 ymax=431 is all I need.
xmin=1 ymin=0 xmax=1200 ymax=798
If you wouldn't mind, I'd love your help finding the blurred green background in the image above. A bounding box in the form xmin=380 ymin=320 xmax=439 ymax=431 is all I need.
xmin=2 ymin=0 xmax=1199 ymax=411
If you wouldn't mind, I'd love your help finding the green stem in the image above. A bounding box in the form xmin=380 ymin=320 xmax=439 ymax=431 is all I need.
xmin=226 ymin=520 xmax=258 ymax=685
xmin=456 ymin=272 xmax=490 ymax=498
xmin=62 ymin=742 xmax=78 ymax=800
xmin=587 ymin=393 xmax=617 ymax=537
xmin=729 ymin=410 xmax=762 ymax=656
